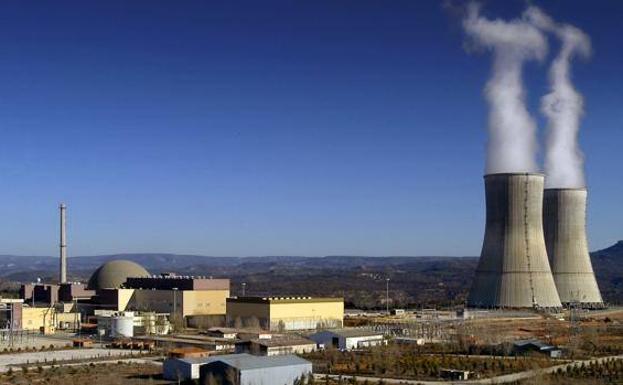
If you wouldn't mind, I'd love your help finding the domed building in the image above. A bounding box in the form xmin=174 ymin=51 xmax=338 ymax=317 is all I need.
xmin=87 ymin=260 xmax=150 ymax=290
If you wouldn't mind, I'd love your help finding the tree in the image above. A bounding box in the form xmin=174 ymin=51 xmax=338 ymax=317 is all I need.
xmin=234 ymin=316 xmax=243 ymax=330
xmin=246 ymin=316 xmax=260 ymax=329
xmin=277 ymin=320 xmax=286 ymax=333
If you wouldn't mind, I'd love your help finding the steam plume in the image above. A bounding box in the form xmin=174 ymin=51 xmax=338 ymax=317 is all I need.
xmin=463 ymin=3 xmax=548 ymax=174
xmin=525 ymin=7 xmax=591 ymax=188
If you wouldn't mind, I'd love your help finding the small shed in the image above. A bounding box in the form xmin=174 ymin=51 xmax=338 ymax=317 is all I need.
xmin=440 ymin=368 xmax=471 ymax=380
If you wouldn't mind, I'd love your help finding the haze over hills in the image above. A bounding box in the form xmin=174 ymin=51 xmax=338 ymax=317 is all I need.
xmin=1 ymin=240 xmax=621 ymax=308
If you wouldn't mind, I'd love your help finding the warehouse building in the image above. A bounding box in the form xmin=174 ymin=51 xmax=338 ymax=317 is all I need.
xmin=199 ymin=354 xmax=312 ymax=385
xmin=309 ymin=329 xmax=385 ymax=350
xmin=226 ymin=296 xmax=343 ymax=331
xmin=164 ymin=353 xmax=312 ymax=383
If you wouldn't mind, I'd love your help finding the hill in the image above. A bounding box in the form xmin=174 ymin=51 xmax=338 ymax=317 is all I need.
xmin=0 ymin=240 xmax=621 ymax=308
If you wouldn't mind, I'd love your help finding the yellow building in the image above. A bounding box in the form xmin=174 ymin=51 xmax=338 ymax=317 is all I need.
xmin=226 ymin=297 xmax=344 ymax=331
xmin=97 ymin=288 xmax=229 ymax=319
xmin=22 ymin=307 xmax=56 ymax=334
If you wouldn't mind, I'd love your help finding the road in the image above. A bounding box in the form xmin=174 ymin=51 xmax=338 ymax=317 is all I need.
xmin=315 ymin=355 xmax=623 ymax=384
xmin=0 ymin=348 xmax=139 ymax=372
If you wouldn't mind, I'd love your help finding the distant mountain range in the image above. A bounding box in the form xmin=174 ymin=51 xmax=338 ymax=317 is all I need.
xmin=1 ymin=240 xmax=621 ymax=307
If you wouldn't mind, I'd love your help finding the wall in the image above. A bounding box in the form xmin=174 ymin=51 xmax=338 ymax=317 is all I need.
xmin=344 ymin=335 xmax=384 ymax=350
xmin=130 ymin=290 xmax=175 ymax=314
xmin=55 ymin=312 xmax=81 ymax=330
xmin=128 ymin=289 xmax=229 ymax=319
xmin=226 ymin=302 xmax=270 ymax=329
xmin=240 ymin=364 xmax=312 ymax=385
xmin=269 ymin=300 xmax=344 ymax=331
xmin=163 ymin=358 xmax=202 ymax=381
xmin=22 ymin=307 xmax=55 ymax=332
xmin=182 ymin=289 xmax=229 ymax=317
xmin=265 ymin=343 xmax=317 ymax=356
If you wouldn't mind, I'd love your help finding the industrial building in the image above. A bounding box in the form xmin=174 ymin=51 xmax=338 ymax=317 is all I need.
xmin=206 ymin=327 xmax=272 ymax=340
xmin=512 ymin=339 xmax=562 ymax=358
xmin=543 ymin=188 xmax=604 ymax=308
xmin=163 ymin=356 xmax=207 ymax=382
xmin=226 ymin=296 xmax=343 ymax=331
xmin=308 ymin=329 xmax=385 ymax=350
xmin=94 ymin=310 xmax=171 ymax=338
xmin=15 ymin=205 xmax=230 ymax=334
xmin=198 ymin=354 xmax=312 ymax=385
xmin=20 ymin=284 xmax=59 ymax=306
xmin=88 ymin=262 xmax=230 ymax=324
xmin=164 ymin=353 xmax=313 ymax=383
xmin=0 ymin=299 xmax=80 ymax=334
xmin=234 ymin=337 xmax=317 ymax=356
xmin=467 ymin=173 xmax=562 ymax=309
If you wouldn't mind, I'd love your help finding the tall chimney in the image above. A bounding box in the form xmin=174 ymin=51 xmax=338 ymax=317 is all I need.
xmin=59 ymin=203 xmax=67 ymax=284
xmin=467 ymin=173 xmax=562 ymax=309
xmin=543 ymin=188 xmax=604 ymax=308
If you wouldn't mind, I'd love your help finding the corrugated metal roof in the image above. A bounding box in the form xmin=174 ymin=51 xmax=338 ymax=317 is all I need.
xmin=206 ymin=353 xmax=310 ymax=370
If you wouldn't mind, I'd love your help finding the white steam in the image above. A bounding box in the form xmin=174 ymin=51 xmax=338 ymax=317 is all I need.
xmin=525 ymin=7 xmax=591 ymax=188
xmin=463 ymin=3 xmax=548 ymax=174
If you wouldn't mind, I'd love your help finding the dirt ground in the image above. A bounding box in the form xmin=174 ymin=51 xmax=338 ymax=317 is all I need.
xmin=0 ymin=362 xmax=170 ymax=385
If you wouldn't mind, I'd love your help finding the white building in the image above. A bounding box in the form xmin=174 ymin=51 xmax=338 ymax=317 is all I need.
xmin=308 ymin=329 xmax=385 ymax=350
xmin=163 ymin=357 xmax=206 ymax=381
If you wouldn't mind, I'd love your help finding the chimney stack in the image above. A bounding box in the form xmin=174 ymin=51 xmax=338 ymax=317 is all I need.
xmin=60 ymin=203 xmax=67 ymax=284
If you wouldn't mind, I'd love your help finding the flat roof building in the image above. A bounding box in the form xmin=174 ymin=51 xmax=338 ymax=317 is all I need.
xmin=235 ymin=337 xmax=317 ymax=356
xmin=125 ymin=274 xmax=229 ymax=291
xmin=20 ymin=284 xmax=59 ymax=306
xmin=226 ymin=296 xmax=343 ymax=331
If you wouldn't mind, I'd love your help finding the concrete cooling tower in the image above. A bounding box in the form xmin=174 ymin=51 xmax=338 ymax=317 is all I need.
xmin=468 ymin=173 xmax=562 ymax=309
xmin=543 ymin=188 xmax=604 ymax=308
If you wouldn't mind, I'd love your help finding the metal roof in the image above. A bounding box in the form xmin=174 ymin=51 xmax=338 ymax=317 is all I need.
xmin=513 ymin=339 xmax=556 ymax=350
xmin=245 ymin=337 xmax=315 ymax=348
xmin=206 ymin=354 xmax=310 ymax=371
xmin=314 ymin=328 xmax=384 ymax=338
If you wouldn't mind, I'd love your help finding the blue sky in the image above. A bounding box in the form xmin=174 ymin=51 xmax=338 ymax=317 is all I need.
xmin=0 ymin=1 xmax=620 ymax=257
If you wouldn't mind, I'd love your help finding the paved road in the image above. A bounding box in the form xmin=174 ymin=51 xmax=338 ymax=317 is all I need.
xmin=0 ymin=348 xmax=138 ymax=372
xmin=315 ymin=355 xmax=623 ymax=384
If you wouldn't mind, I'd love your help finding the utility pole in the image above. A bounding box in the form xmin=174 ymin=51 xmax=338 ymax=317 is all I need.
xmin=386 ymin=278 xmax=390 ymax=315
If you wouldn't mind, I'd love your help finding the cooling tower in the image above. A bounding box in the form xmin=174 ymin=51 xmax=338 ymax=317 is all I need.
xmin=543 ymin=188 xmax=603 ymax=308
xmin=468 ymin=173 xmax=562 ymax=309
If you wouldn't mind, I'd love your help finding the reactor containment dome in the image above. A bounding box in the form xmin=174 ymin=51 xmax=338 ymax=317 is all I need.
xmin=87 ymin=259 xmax=150 ymax=290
